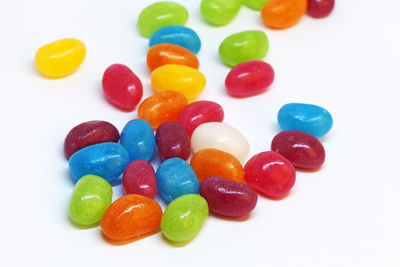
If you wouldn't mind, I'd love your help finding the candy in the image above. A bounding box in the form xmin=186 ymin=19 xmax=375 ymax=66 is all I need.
xmin=200 ymin=176 xmax=257 ymax=217
xmin=244 ymin=151 xmax=296 ymax=199
xmin=200 ymin=0 xmax=242 ymax=26
xmin=242 ymin=0 xmax=269 ymax=10
xmin=225 ymin=60 xmax=275 ymax=97
xmin=191 ymin=122 xmax=249 ymax=162
xmin=261 ymin=0 xmax=307 ymax=29
xmin=137 ymin=1 xmax=189 ymax=38
xmin=161 ymin=194 xmax=208 ymax=243
xmin=138 ymin=91 xmax=187 ymax=130
xmin=219 ymin=30 xmax=269 ymax=67
xmin=64 ymin=120 xmax=119 ymax=160
xmin=177 ymin=100 xmax=224 ymax=136
xmin=190 ymin=149 xmax=244 ymax=183
xmin=149 ymin=25 xmax=201 ymax=54
xmin=123 ymin=159 xmax=157 ymax=198
xmin=120 ymin=119 xmax=156 ymax=161
xmin=271 ymin=130 xmax=325 ymax=169
xmin=147 ymin=43 xmax=199 ymax=71
xmin=69 ymin=142 xmax=129 ymax=182
xmin=101 ymin=194 xmax=162 ymax=241
xmin=277 ymin=103 xmax=333 ymax=138
xmin=156 ymin=122 xmax=190 ymax=161
xmin=35 ymin=38 xmax=86 ymax=78
xmin=307 ymin=0 xmax=335 ymax=18
xmin=102 ymin=64 xmax=143 ymax=111
xmin=156 ymin=158 xmax=199 ymax=203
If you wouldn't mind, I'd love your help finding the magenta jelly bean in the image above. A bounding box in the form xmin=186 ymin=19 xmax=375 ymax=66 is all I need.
xmin=122 ymin=159 xmax=157 ymax=198
xmin=307 ymin=0 xmax=335 ymax=18
xmin=156 ymin=122 xmax=190 ymax=161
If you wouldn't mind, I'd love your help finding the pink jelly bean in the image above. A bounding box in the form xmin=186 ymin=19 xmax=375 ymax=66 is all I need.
xmin=156 ymin=122 xmax=190 ymax=161
xmin=122 ymin=159 xmax=157 ymax=198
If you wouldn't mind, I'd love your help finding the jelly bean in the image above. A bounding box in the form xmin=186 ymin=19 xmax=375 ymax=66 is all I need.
xmin=277 ymin=103 xmax=333 ymax=138
xmin=123 ymin=159 xmax=157 ymax=198
xmin=35 ymin=38 xmax=86 ymax=78
xmin=156 ymin=122 xmax=190 ymax=161
xmin=200 ymin=0 xmax=242 ymax=26
xmin=190 ymin=149 xmax=244 ymax=183
xmin=307 ymin=0 xmax=335 ymax=18
xmin=200 ymin=176 xmax=257 ymax=217
xmin=69 ymin=142 xmax=129 ymax=182
xmin=137 ymin=1 xmax=189 ymax=38
xmin=101 ymin=194 xmax=162 ymax=241
xmin=138 ymin=91 xmax=187 ymax=130
xmin=219 ymin=30 xmax=269 ymax=67
xmin=261 ymin=0 xmax=307 ymax=29
xmin=156 ymin=158 xmax=199 ymax=203
xmin=244 ymin=151 xmax=296 ymax=199
xmin=225 ymin=60 xmax=275 ymax=97
xmin=120 ymin=119 xmax=156 ymax=161
xmin=271 ymin=130 xmax=325 ymax=169
xmin=147 ymin=43 xmax=199 ymax=72
xmin=151 ymin=64 xmax=206 ymax=101
xmin=102 ymin=64 xmax=143 ymax=111
xmin=177 ymin=101 xmax=224 ymax=136
xmin=242 ymin=0 xmax=269 ymax=10
xmin=191 ymin=122 xmax=249 ymax=162
xmin=64 ymin=120 xmax=119 ymax=160
xmin=149 ymin=25 xmax=201 ymax=54
xmin=161 ymin=194 xmax=208 ymax=243
xmin=69 ymin=174 xmax=112 ymax=226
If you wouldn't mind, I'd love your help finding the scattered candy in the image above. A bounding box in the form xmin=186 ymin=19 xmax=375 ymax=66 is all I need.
xmin=261 ymin=0 xmax=307 ymax=29
xmin=200 ymin=0 xmax=242 ymax=26
xmin=147 ymin=43 xmax=199 ymax=71
xmin=307 ymin=0 xmax=335 ymax=18
xmin=122 ymin=159 xmax=157 ymax=198
xmin=156 ymin=122 xmax=191 ymax=161
xmin=242 ymin=0 xmax=269 ymax=10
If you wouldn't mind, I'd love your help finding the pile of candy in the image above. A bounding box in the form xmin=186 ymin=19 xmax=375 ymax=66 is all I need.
xmin=35 ymin=0 xmax=334 ymax=244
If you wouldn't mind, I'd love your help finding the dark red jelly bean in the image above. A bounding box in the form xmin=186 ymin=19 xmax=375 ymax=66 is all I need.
xmin=271 ymin=130 xmax=325 ymax=169
xmin=156 ymin=122 xmax=190 ymax=161
xmin=64 ymin=120 xmax=119 ymax=159
xmin=307 ymin=0 xmax=335 ymax=18
xmin=200 ymin=176 xmax=257 ymax=218
xmin=102 ymin=64 xmax=143 ymax=111
xmin=122 ymin=159 xmax=157 ymax=198
xmin=244 ymin=151 xmax=295 ymax=199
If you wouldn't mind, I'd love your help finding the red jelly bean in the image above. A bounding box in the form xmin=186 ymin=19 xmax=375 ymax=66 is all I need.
xmin=156 ymin=122 xmax=190 ymax=161
xmin=271 ymin=130 xmax=325 ymax=170
xmin=177 ymin=101 xmax=224 ymax=136
xmin=244 ymin=151 xmax=295 ymax=199
xmin=200 ymin=176 xmax=257 ymax=218
xmin=102 ymin=64 xmax=143 ymax=111
xmin=64 ymin=120 xmax=119 ymax=159
xmin=307 ymin=0 xmax=335 ymax=18
xmin=225 ymin=60 xmax=274 ymax=97
xmin=122 ymin=159 xmax=157 ymax=198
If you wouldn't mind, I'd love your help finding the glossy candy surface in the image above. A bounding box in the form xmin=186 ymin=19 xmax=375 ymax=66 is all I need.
xmin=64 ymin=121 xmax=119 ymax=159
xmin=102 ymin=64 xmax=143 ymax=111
xmin=278 ymin=103 xmax=333 ymax=138
xmin=219 ymin=30 xmax=269 ymax=67
xmin=161 ymin=194 xmax=208 ymax=243
xmin=200 ymin=0 xmax=242 ymax=26
xmin=261 ymin=0 xmax=307 ymax=29
xmin=123 ymin=159 xmax=157 ymax=198
xmin=156 ymin=122 xmax=190 ymax=161
xmin=35 ymin=38 xmax=86 ymax=78
xmin=243 ymin=0 xmax=269 ymax=10
xmin=147 ymin=43 xmax=199 ymax=71
xmin=101 ymin=194 xmax=162 ymax=241
xmin=225 ymin=60 xmax=275 ymax=97
xmin=307 ymin=0 xmax=334 ymax=18
xmin=244 ymin=151 xmax=296 ymax=199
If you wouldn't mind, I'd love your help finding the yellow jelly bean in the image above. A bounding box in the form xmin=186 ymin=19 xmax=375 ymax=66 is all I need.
xmin=35 ymin=38 xmax=86 ymax=78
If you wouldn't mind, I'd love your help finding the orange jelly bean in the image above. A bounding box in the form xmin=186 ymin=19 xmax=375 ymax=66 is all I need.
xmin=101 ymin=194 xmax=162 ymax=241
xmin=190 ymin=148 xmax=244 ymax=183
xmin=138 ymin=91 xmax=187 ymax=129
xmin=147 ymin=43 xmax=199 ymax=72
xmin=261 ymin=0 xmax=307 ymax=29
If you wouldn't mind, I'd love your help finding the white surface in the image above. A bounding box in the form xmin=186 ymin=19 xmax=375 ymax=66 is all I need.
xmin=1 ymin=0 xmax=399 ymax=266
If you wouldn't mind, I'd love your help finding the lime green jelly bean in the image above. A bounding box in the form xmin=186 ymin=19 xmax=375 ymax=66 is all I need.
xmin=138 ymin=1 xmax=189 ymax=38
xmin=219 ymin=30 xmax=269 ymax=67
xmin=161 ymin=194 xmax=208 ymax=243
xmin=243 ymin=0 xmax=269 ymax=10
xmin=200 ymin=0 xmax=242 ymax=26
xmin=69 ymin=174 xmax=112 ymax=226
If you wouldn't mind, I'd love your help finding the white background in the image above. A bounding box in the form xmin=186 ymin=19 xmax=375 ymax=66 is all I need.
xmin=1 ymin=0 xmax=399 ymax=266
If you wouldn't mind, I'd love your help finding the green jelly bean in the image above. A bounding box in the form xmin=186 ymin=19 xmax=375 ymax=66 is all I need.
xmin=219 ymin=30 xmax=269 ymax=67
xmin=69 ymin=174 xmax=112 ymax=226
xmin=200 ymin=0 xmax=242 ymax=26
xmin=161 ymin=194 xmax=208 ymax=243
xmin=243 ymin=0 xmax=269 ymax=10
xmin=138 ymin=1 xmax=189 ymax=38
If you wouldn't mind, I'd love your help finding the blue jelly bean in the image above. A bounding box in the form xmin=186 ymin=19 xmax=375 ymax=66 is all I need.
xmin=278 ymin=103 xmax=333 ymax=138
xmin=149 ymin=25 xmax=201 ymax=54
xmin=120 ymin=119 xmax=156 ymax=161
xmin=156 ymin=157 xmax=199 ymax=203
xmin=69 ymin=142 xmax=129 ymax=182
